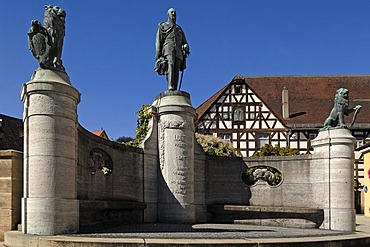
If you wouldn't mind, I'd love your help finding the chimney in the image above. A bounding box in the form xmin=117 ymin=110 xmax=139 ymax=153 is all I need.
xmin=282 ymin=87 xmax=289 ymax=120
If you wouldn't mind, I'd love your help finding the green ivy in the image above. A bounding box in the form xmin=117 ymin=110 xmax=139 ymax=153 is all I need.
xmin=120 ymin=104 xmax=152 ymax=148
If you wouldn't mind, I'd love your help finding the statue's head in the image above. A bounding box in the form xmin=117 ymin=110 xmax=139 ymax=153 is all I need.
xmin=167 ymin=8 xmax=176 ymax=23
xmin=336 ymin=88 xmax=349 ymax=100
xmin=334 ymin=87 xmax=350 ymax=106
xmin=44 ymin=5 xmax=66 ymax=18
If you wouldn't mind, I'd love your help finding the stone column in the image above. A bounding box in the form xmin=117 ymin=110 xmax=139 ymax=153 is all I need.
xmin=21 ymin=69 xmax=80 ymax=235
xmin=311 ymin=128 xmax=356 ymax=231
xmin=154 ymin=91 xmax=195 ymax=223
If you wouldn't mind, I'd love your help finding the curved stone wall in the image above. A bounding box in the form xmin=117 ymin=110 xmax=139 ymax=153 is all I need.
xmin=76 ymin=124 xmax=145 ymax=227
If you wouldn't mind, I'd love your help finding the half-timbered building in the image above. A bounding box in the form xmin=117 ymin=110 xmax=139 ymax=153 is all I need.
xmin=196 ymin=74 xmax=370 ymax=157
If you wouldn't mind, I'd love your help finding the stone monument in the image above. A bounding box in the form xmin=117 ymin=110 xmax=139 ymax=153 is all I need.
xmin=22 ymin=5 xmax=80 ymax=235
xmin=153 ymin=91 xmax=196 ymax=223
xmin=145 ymin=8 xmax=196 ymax=223
xmin=311 ymin=88 xmax=361 ymax=232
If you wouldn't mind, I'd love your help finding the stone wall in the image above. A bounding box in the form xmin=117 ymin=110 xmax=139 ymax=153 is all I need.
xmin=2 ymin=118 xmax=356 ymax=233
xmin=77 ymin=125 xmax=145 ymax=228
xmin=242 ymin=128 xmax=356 ymax=232
xmin=243 ymin=155 xmax=314 ymax=208
xmin=0 ymin=150 xmax=22 ymax=241
xmin=205 ymin=156 xmax=250 ymax=206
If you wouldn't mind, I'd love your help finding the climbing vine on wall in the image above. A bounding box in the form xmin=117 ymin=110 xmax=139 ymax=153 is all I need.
xmin=118 ymin=104 xmax=152 ymax=148
xmin=131 ymin=104 xmax=152 ymax=147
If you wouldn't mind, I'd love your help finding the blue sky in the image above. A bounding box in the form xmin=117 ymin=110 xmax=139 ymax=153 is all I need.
xmin=1 ymin=1 xmax=370 ymax=139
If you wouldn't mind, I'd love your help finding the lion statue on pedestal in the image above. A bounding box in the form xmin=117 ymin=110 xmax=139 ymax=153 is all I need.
xmin=28 ymin=5 xmax=66 ymax=71
xmin=320 ymin=88 xmax=362 ymax=131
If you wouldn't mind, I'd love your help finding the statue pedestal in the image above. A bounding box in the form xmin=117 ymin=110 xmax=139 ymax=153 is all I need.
xmin=311 ymin=128 xmax=356 ymax=231
xmin=154 ymin=91 xmax=196 ymax=223
xmin=21 ymin=69 xmax=80 ymax=235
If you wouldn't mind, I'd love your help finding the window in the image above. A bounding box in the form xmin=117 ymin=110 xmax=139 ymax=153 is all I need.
xmin=309 ymin=133 xmax=317 ymax=140
xmin=233 ymin=108 xmax=244 ymax=122
xmin=248 ymin=112 xmax=256 ymax=120
xmin=234 ymin=85 xmax=242 ymax=94
xmin=356 ymin=138 xmax=364 ymax=148
xmin=219 ymin=134 xmax=231 ymax=142
xmin=247 ymin=105 xmax=257 ymax=120
xmin=290 ymin=133 xmax=297 ymax=140
xmin=223 ymin=112 xmax=230 ymax=120
xmin=257 ymin=134 xmax=270 ymax=148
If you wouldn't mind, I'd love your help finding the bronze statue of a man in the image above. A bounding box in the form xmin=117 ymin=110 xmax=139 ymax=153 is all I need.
xmin=155 ymin=8 xmax=190 ymax=91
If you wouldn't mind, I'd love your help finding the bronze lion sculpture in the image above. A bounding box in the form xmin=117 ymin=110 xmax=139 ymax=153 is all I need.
xmin=28 ymin=5 xmax=66 ymax=71
xmin=320 ymin=88 xmax=362 ymax=131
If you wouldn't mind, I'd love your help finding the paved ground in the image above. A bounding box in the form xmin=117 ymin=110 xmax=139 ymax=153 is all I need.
xmin=1 ymin=214 xmax=370 ymax=246
xmin=73 ymin=223 xmax=347 ymax=239
xmin=68 ymin=214 xmax=370 ymax=239
xmin=355 ymin=214 xmax=370 ymax=234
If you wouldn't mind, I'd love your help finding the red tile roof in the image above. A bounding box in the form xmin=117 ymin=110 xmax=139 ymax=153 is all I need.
xmin=196 ymin=75 xmax=370 ymax=128
xmin=92 ymin=129 xmax=109 ymax=139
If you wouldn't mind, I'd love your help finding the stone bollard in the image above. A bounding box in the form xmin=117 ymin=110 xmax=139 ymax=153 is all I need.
xmin=21 ymin=69 xmax=80 ymax=235
xmin=311 ymin=128 xmax=356 ymax=232
xmin=154 ymin=91 xmax=196 ymax=223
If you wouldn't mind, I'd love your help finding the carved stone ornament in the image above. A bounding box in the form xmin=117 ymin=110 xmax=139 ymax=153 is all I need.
xmin=160 ymin=120 xmax=186 ymax=129
xmin=242 ymin=166 xmax=282 ymax=187
xmin=158 ymin=120 xmax=187 ymax=170
xmin=89 ymin=150 xmax=113 ymax=175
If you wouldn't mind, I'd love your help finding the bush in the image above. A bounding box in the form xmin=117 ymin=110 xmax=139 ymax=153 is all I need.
xmin=253 ymin=144 xmax=299 ymax=156
xmin=195 ymin=133 xmax=237 ymax=157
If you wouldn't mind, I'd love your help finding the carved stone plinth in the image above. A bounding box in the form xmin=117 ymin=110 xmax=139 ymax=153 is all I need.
xmin=311 ymin=128 xmax=356 ymax=232
xmin=21 ymin=69 xmax=80 ymax=235
xmin=154 ymin=91 xmax=196 ymax=223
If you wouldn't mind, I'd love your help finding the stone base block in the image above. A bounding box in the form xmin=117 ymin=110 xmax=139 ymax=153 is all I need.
xmin=329 ymin=208 xmax=356 ymax=232
xmin=22 ymin=197 xmax=78 ymax=235
xmin=158 ymin=203 xmax=195 ymax=223
xmin=79 ymin=200 xmax=145 ymax=229
xmin=194 ymin=204 xmax=207 ymax=223
xmin=0 ymin=209 xmax=15 ymax=241
xmin=144 ymin=202 xmax=158 ymax=223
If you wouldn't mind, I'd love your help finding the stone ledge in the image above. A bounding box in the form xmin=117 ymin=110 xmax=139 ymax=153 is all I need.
xmin=0 ymin=150 xmax=22 ymax=159
xmin=208 ymin=205 xmax=324 ymax=228
xmin=155 ymin=90 xmax=190 ymax=100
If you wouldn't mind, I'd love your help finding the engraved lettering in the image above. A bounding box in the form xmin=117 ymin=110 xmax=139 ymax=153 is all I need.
xmin=174 ymin=134 xmax=186 ymax=141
